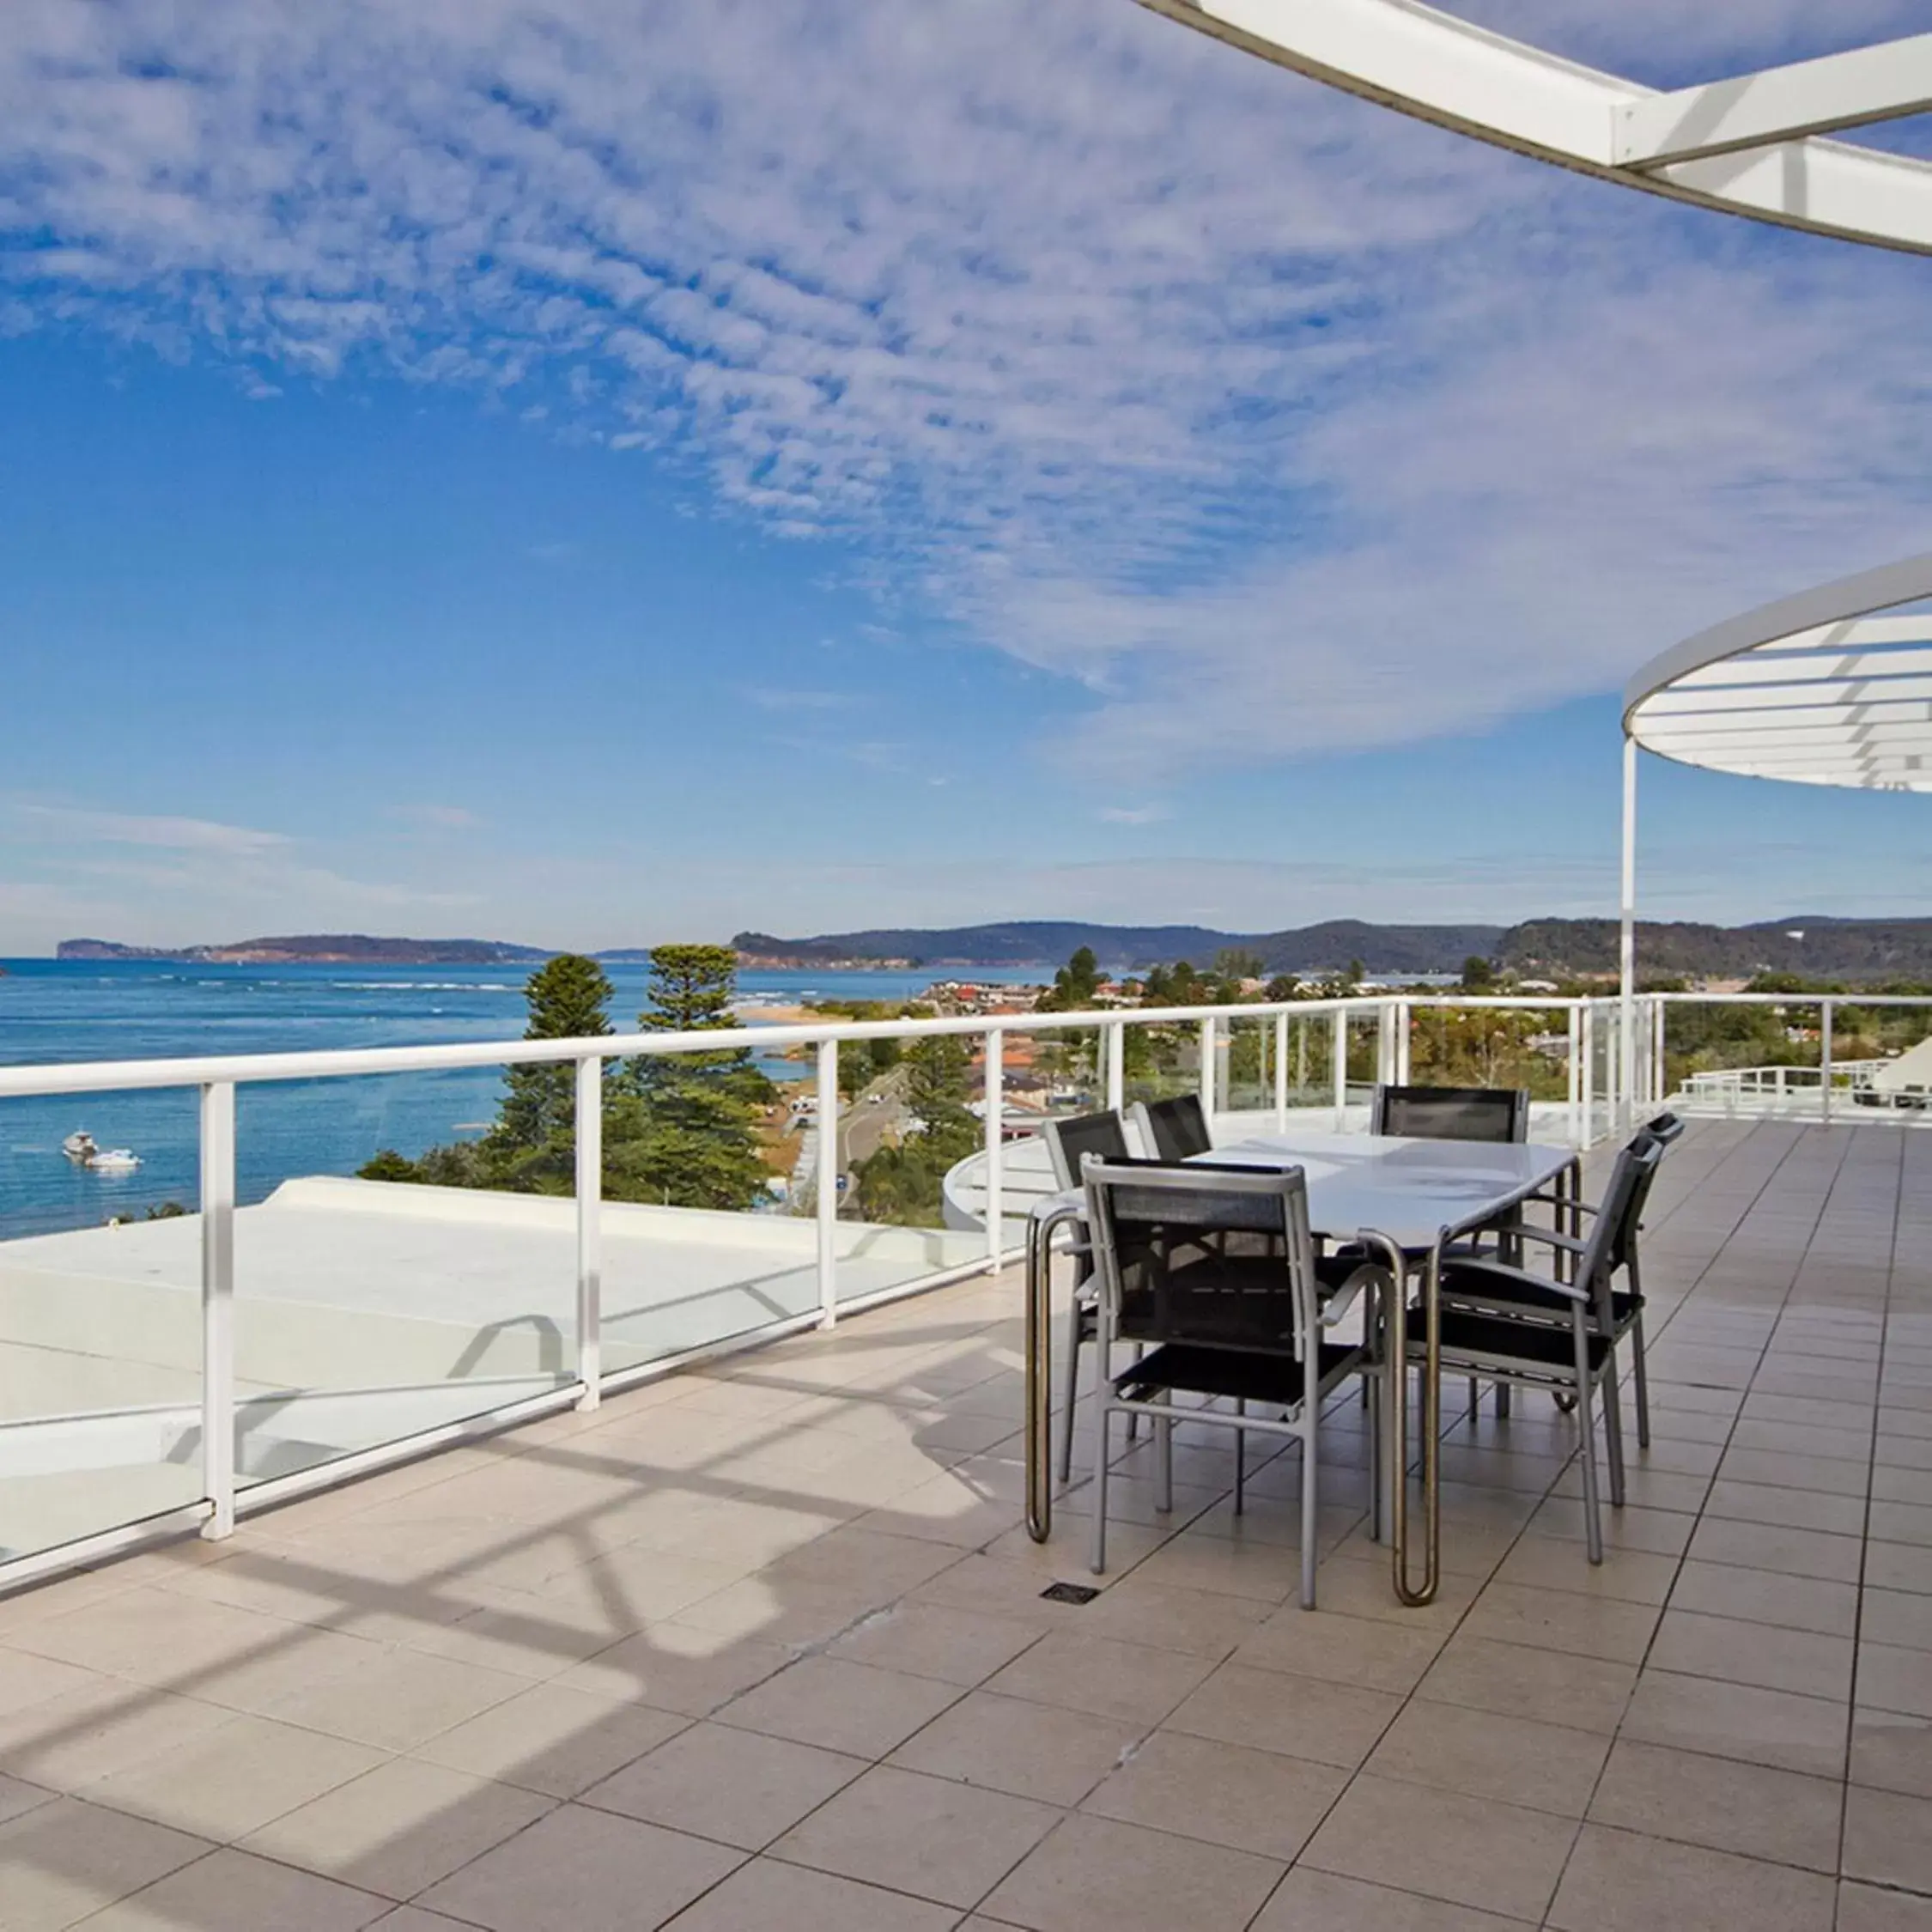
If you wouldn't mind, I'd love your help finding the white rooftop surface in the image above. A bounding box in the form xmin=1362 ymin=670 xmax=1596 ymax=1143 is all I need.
xmin=1 ymin=1178 xmax=979 ymax=1560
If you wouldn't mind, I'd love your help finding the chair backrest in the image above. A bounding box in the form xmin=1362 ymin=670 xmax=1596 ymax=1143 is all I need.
xmin=1039 ymin=1110 xmax=1131 ymax=1191
xmin=1082 ymin=1156 xmax=1318 ymax=1358
xmin=1639 ymin=1110 xmax=1686 ymax=1148
xmin=1579 ymin=1134 xmax=1666 ymax=1315
xmin=1130 ymin=1093 xmax=1213 ymax=1162
xmin=1372 ymin=1084 xmax=1529 ymax=1143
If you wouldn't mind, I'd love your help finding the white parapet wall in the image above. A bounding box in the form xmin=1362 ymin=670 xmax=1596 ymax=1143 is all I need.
xmin=0 ymin=1176 xmax=986 ymax=1559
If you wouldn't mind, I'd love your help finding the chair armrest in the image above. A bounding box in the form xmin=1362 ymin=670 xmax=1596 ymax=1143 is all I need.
xmin=1525 ymin=1187 xmax=1601 ymax=1217
xmin=1318 ymin=1260 xmax=1389 ymax=1329
xmin=1505 ymin=1224 xmax=1589 ymax=1257
xmin=1441 ymin=1256 xmax=1589 ymax=1303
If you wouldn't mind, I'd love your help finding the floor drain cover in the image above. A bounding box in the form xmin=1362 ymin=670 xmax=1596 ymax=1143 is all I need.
xmin=1039 ymin=1581 xmax=1100 ymax=1605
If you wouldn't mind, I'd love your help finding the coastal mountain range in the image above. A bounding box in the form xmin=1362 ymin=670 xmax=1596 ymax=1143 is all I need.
xmin=53 ymin=916 xmax=1932 ymax=980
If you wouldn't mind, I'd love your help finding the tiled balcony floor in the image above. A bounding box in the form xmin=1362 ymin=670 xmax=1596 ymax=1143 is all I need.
xmin=2 ymin=1117 xmax=1929 ymax=1929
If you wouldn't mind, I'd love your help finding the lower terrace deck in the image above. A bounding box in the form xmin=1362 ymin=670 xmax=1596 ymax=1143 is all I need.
xmin=1 ymin=1116 xmax=1929 ymax=1930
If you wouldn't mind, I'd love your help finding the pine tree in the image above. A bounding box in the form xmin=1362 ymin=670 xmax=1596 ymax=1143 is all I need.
xmin=1039 ymin=945 xmax=1103 ymax=1012
xmin=363 ymin=954 xmax=610 ymax=1194
xmin=491 ymin=954 xmax=615 ymax=1159
xmin=607 ymin=944 xmax=775 ymax=1210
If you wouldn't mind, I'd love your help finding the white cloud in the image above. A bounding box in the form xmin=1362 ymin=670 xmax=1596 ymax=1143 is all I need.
xmin=0 ymin=0 xmax=1928 ymax=786
xmin=1097 ymin=803 xmax=1170 ymax=825
xmin=0 ymin=800 xmax=480 ymax=951
xmin=17 ymin=805 xmax=289 ymax=857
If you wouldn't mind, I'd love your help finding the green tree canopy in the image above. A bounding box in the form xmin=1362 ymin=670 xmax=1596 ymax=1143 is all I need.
xmin=1040 ymin=945 xmax=1104 ymax=1012
xmin=853 ymin=1032 xmax=979 ymax=1226
xmin=611 ymin=944 xmax=775 ymax=1211
xmin=490 ymin=954 xmax=614 ymax=1161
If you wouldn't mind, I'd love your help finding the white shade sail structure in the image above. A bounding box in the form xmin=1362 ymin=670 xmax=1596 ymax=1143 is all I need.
xmin=1611 ymin=556 xmax=1932 ymax=1128
xmin=1133 ymin=0 xmax=1932 ymax=254
xmin=1625 ymin=555 xmax=1932 ymax=794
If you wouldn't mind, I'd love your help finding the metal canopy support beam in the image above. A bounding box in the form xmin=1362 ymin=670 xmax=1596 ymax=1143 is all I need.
xmin=1133 ymin=0 xmax=1932 ymax=254
xmin=1613 ymin=35 xmax=1932 ymax=169
xmin=1619 ymin=738 xmax=1637 ymax=1138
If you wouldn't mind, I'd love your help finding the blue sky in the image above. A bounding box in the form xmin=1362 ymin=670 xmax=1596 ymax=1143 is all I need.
xmin=3 ymin=0 xmax=1931 ymax=951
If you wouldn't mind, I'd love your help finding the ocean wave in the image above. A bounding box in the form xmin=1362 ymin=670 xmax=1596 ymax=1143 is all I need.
xmin=328 ymin=981 xmax=523 ymax=993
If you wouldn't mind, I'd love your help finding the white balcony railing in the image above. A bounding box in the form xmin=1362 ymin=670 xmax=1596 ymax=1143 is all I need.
xmin=0 ymin=985 xmax=1925 ymax=1594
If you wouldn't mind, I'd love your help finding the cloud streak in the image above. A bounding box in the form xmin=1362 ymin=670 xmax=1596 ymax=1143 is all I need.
xmin=18 ymin=805 xmax=290 ymax=857
xmin=1 ymin=0 xmax=1928 ymax=782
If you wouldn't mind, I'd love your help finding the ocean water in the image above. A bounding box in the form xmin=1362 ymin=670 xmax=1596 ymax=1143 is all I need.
xmin=0 ymin=958 xmax=1044 ymax=1239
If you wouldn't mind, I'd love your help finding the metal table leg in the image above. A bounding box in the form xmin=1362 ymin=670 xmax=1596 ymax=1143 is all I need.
xmin=1368 ymin=1229 xmax=1442 ymax=1607
xmin=1025 ymin=1200 xmax=1081 ymax=1544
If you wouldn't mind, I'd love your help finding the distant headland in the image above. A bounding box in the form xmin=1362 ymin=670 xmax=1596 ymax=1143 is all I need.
xmin=57 ymin=935 xmax=550 ymax=966
xmin=51 ymin=914 xmax=1932 ymax=981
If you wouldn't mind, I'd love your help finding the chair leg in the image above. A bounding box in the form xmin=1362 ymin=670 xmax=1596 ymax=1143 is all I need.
xmin=1157 ymin=1397 xmax=1175 ymax=1514
xmin=1366 ymin=1369 xmax=1383 ymax=1544
xmin=1058 ymin=1293 xmax=1084 ymax=1487
xmin=1232 ymin=1399 xmax=1246 ymax=1516
xmin=1631 ymin=1308 xmax=1652 ymax=1450
xmin=1571 ymin=1316 xmax=1603 ymax=1565
xmin=1089 ymin=1394 xmax=1111 ymax=1577
xmin=1467 ymin=1376 xmax=1481 ymax=1429
xmin=1602 ymin=1350 xmax=1627 ymax=1509
xmin=1496 ymin=1382 xmax=1512 ymax=1419
xmin=1299 ymin=1410 xmax=1319 ymax=1610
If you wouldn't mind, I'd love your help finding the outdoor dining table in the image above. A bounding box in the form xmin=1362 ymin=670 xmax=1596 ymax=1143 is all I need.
xmin=1023 ymin=1128 xmax=1580 ymax=1607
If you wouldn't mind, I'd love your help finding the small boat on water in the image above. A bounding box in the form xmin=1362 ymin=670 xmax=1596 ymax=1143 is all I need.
xmin=62 ymin=1131 xmax=141 ymax=1172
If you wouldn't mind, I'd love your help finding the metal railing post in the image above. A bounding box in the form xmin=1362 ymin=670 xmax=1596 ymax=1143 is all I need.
xmin=1199 ymin=1015 xmax=1218 ymax=1117
xmin=983 ymin=1029 xmax=1004 ymax=1271
xmin=1333 ymin=1006 xmax=1348 ymax=1130
xmin=1580 ymin=1003 xmax=1595 ymax=1145
xmin=817 ymin=1039 xmax=839 ymax=1327
xmin=1105 ymin=1018 xmax=1125 ymax=1113
xmin=1654 ymin=999 xmax=1667 ymax=1105
xmin=1567 ymin=1004 xmax=1582 ymax=1146
xmin=1273 ymin=1010 xmax=1289 ymax=1129
xmin=200 ymin=1080 xmax=236 ymax=1539
xmin=1395 ymin=999 xmax=1412 ymax=1084
xmin=574 ymin=1054 xmax=603 ymax=1407
xmin=1820 ymin=1001 xmax=1834 ymax=1126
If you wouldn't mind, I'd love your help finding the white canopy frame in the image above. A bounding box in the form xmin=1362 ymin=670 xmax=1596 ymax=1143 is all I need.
xmin=1134 ymin=0 xmax=1932 ymax=254
xmin=1617 ymin=555 xmax=1932 ymax=1127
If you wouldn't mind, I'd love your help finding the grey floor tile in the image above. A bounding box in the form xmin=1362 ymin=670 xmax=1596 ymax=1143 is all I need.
xmin=0 ymin=1797 xmax=212 ymax=1931
xmin=1303 ymin=1771 xmax=1576 ymax=1922
xmin=980 ymin=1811 xmax=1285 ymax=1932
xmin=1588 ymin=1738 xmax=1843 ymax=1871
xmin=580 ymin=1720 xmax=866 ymax=1849
xmin=1549 ymin=1823 xmax=1836 ymax=1932
xmin=772 ymin=1764 xmax=1059 ymax=1909
xmin=418 ymin=1802 xmax=744 ymax=1932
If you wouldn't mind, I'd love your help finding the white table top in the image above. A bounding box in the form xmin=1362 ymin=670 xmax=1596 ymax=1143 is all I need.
xmin=1196 ymin=1131 xmax=1576 ymax=1251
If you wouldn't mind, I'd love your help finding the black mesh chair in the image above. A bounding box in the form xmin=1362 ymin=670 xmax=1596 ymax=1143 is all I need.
xmin=1082 ymin=1157 xmax=1389 ymax=1607
xmin=1507 ymin=1111 xmax=1684 ymax=1448
xmin=1039 ymin=1111 xmax=1135 ymax=1484
xmin=1411 ymin=1133 xmax=1666 ymax=1563
xmin=1371 ymin=1084 xmax=1531 ymax=1143
xmin=1372 ymin=1085 xmax=1528 ymax=1421
xmin=1130 ymin=1093 xmax=1213 ymax=1161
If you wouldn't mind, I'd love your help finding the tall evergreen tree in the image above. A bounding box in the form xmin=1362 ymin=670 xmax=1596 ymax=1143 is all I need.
xmin=1039 ymin=945 xmax=1103 ymax=1012
xmin=608 ymin=944 xmax=775 ymax=1210
xmin=491 ymin=954 xmax=615 ymax=1157
xmin=361 ymin=953 xmax=611 ymax=1192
